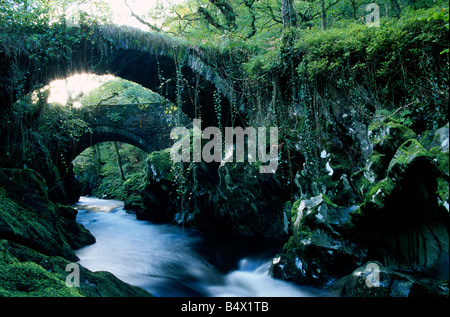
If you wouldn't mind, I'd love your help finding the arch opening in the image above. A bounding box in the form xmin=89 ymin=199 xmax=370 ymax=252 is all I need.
xmin=42 ymin=73 xmax=176 ymax=160
xmin=2 ymin=72 xmax=179 ymax=204
xmin=72 ymin=141 xmax=148 ymax=200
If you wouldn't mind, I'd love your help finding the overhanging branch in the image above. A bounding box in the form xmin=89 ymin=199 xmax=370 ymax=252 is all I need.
xmin=124 ymin=0 xmax=162 ymax=33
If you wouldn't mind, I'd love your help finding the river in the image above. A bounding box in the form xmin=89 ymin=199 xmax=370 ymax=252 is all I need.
xmin=74 ymin=197 xmax=330 ymax=297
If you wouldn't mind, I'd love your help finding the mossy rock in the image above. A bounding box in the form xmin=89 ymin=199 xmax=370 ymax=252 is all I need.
xmin=147 ymin=148 xmax=174 ymax=182
xmin=419 ymin=124 xmax=449 ymax=211
xmin=387 ymin=139 xmax=434 ymax=177
xmin=420 ymin=123 xmax=449 ymax=152
xmin=329 ymin=261 xmax=449 ymax=297
xmin=429 ymin=146 xmax=449 ymax=211
xmin=365 ymin=150 xmax=389 ymax=183
xmin=359 ymin=177 xmax=397 ymax=211
xmin=273 ymin=195 xmax=365 ymax=287
xmin=348 ymin=139 xmax=449 ymax=279
xmin=368 ymin=118 xmax=417 ymax=158
xmin=0 ymin=168 xmax=95 ymax=261
xmin=0 ymin=261 xmax=83 ymax=297
xmin=0 ymin=240 xmax=152 ymax=297
xmin=350 ymin=150 xmax=390 ymax=199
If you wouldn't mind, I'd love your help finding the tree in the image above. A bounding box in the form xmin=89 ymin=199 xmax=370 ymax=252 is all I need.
xmin=197 ymin=0 xmax=237 ymax=31
xmin=390 ymin=0 xmax=402 ymax=18
xmin=319 ymin=0 xmax=325 ymax=30
xmin=281 ymin=0 xmax=297 ymax=28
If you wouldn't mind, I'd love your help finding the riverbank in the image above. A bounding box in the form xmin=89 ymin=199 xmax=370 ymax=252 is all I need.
xmin=0 ymin=170 xmax=151 ymax=297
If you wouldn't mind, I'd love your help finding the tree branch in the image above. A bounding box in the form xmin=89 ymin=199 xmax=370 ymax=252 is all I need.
xmin=124 ymin=0 xmax=162 ymax=32
xmin=243 ymin=0 xmax=257 ymax=39
xmin=209 ymin=0 xmax=237 ymax=30
xmin=197 ymin=6 xmax=226 ymax=30
xmin=266 ymin=5 xmax=283 ymax=24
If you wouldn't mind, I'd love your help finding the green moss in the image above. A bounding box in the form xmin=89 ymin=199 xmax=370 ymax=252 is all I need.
xmin=147 ymin=148 xmax=174 ymax=182
xmin=0 ymin=261 xmax=83 ymax=297
xmin=0 ymin=168 xmax=95 ymax=261
xmin=366 ymin=150 xmax=389 ymax=182
xmin=387 ymin=139 xmax=433 ymax=176
xmin=362 ymin=177 xmax=397 ymax=211
xmin=369 ymin=118 xmax=417 ymax=158
xmin=321 ymin=194 xmax=339 ymax=209
xmin=429 ymin=147 xmax=449 ymax=176
xmin=429 ymin=147 xmax=449 ymax=209
xmin=291 ymin=199 xmax=302 ymax=224
xmin=0 ymin=240 xmax=152 ymax=297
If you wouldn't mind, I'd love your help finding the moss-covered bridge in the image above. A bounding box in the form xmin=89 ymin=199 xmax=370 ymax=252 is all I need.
xmin=1 ymin=25 xmax=232 ymax=155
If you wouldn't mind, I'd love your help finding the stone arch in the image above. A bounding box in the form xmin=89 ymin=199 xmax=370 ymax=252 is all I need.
xmin=71 ymin=126 xmax=154 ymax=161
xmin=0 ymin=25 xmax=232 ymax=126
xmin=66 ymin=101 xmax=190 ymax=163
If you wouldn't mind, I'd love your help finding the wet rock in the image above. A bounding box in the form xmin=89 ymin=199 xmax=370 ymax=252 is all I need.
xmin=56 ymin=204 xmax=78 ymax=221
xmin=138 ymin=146 xmax=288 ymax=239
xmin=421 ymin=123 xmax=449 ymax=211
xmin=368 ymin=118 xmax=417 ymax=158
xmin=271 ymin=195 xmax=366 ymax=287
xmin=329 ymin=261 xmax=449 ymax=297
xmin=273 ymin=120 xmax=449 ymax=296
xmin=134 ymin=148 xmax=178 ymax=223
xmin=349 ymin=137 xmax=449 ymax=280
xmin=189 ymin=161 xmax=289 ymax=240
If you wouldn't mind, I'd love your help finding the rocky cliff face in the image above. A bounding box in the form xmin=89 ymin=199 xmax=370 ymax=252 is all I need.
xmin=132 ymin=108 xmax=448 ymax=297
xmin=0 ymin=168 xmax=95 ymax=261
xmin=130 ymin=148 xmax=290 ymax=240
xmin=271 ymin=119 xmax=449 ymax=297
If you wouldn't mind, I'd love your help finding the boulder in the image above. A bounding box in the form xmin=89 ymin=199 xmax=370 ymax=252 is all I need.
xmin=272 ymin=120 xmax=449 ymax=296
xmin=329 ymin=261 xmax=449 ymax=297
xmin=350 ymin=138 xmax=449 ymax=279
xmin=134 ymin=148 xmax=178 ymax=223
xmin=0 ymin=239 xmax=151 ymax=297
xmin=137 ymin=146 xmax=289 ymax=239
xmin=368 ymin=118 xmax=417 ymax=158
xmin=421 ymin=123 xmax=449 ymax=211
xmin=271 ymin=195 xmax=365 ymax=287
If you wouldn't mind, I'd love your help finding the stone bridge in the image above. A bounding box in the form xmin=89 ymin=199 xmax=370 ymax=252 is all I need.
xmin=1 ymin=25 xmax=236 ymax=146
xmin=70 ymin=101 xmax=189 ymax=160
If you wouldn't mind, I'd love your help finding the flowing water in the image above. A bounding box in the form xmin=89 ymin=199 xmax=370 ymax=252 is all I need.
xmin=74 ymin=197 xmax=330 ymax=297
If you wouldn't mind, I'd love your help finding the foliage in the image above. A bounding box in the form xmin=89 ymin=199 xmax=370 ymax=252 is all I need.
xmin=72 ymin=142 xmax=147 ymax=200
xmin=80 ymin=77 xmax=166 ymax=107
xmin=0 ymin=92 xmax=88 ymax=203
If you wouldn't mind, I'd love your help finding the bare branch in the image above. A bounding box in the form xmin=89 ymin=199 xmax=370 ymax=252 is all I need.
xmin=123 ymin=0 xmax=162 ymax=32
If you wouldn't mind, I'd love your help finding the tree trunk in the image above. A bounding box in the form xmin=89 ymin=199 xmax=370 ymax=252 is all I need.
xmin=114 ymin=142 xmax=126 ymax=181
xmin=281 ymin=0 xmax=297 ymax=29
xmin=210 ymin=0 xmax=237 ymax=30
xmin=320 ymin=0 xmax=326 ymax=31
